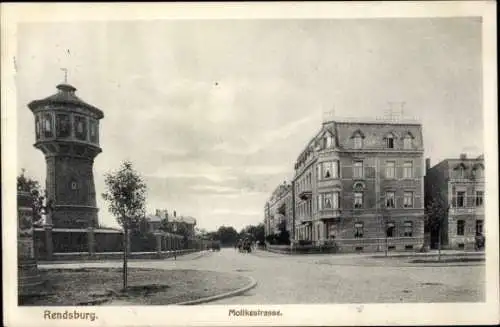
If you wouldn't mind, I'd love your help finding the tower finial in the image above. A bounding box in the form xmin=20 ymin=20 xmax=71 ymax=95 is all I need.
xmin=60 ymin=68 xmax=68 ymax=84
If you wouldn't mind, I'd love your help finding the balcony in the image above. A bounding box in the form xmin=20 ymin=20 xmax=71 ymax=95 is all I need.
xmin=300 ymin=217 xmax=313 ymax=225
xmin=298 ymin=188 xmax=312 ymax=200
xmin=318 ymin=208 xmax=342 ymax=221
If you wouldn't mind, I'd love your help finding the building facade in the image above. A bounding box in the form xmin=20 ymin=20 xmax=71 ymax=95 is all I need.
xmin=292 ymin=118 xmax=425 ymax=252
xmin=424 ymin=154 xmax=484 ymax=250
xmin=264 ymin=182 xmax=294 ymax=239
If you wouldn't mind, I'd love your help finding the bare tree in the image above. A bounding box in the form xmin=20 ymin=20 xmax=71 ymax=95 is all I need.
xmin=102 ymin=161 xmax=147 ymax=290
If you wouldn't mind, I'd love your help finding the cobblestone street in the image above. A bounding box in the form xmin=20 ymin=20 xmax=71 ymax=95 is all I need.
xmin=40 ymin=248 xmax=485 ymax=304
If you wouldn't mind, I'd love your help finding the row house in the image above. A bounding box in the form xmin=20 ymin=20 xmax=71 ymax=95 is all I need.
xmin=292 ymin=117 xmax=425 ymax=252
xmin=264 ymin=182 xmax=294 ymax=238
xmin=424 ymin=154 xmax=484 ymax=250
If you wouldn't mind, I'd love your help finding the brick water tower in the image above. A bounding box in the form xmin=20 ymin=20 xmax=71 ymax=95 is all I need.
xmin=28 ymin=82 xmax=104 ymax=228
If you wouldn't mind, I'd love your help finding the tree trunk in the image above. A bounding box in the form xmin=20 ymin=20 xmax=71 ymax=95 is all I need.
xmin=123 ymin=226 xmax=128 ymax=290
xmin=438 ymin=225 xmax=441 ymax=262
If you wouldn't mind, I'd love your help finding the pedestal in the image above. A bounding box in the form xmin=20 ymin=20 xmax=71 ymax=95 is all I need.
xmin=17 ymin=191 xmax=43 ymax=297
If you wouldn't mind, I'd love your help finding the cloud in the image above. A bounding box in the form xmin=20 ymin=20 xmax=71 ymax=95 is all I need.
xmin=211 ymin=208 xmax=262 ymax=216
xmin=189 ymin=184 xmax=241 ymax=194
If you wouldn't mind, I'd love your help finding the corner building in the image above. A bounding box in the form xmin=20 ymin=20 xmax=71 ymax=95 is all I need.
xmin=264 ymin=182 xmax=294 ymax=238
xmin=293 ymin=118 xmax=425 ymax=252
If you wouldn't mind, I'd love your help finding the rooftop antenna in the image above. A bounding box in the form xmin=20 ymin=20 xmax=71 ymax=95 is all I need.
xmin=385 ymin=101 xmax=406 ymax=121
xmin=322 ymin=106 xmax=336 ymax=122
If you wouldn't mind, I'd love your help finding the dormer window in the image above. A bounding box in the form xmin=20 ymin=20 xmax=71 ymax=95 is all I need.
xmin=472 ymin=164 xmax=484 ymax=179
xmin=354 ymin=135 xmax=363 ymax=149
xmin=351 ymin=130 xmax=365 ymax=149
xmin=403 ymin=134 xmax=413 ymax=149
xmin=455 ymin=163 xmax=467 ymax=179
xmin=386 ymin=134 xmax=394 ymax=149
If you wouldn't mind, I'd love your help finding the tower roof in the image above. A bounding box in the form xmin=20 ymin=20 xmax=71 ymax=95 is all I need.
xmin=28 ymin=83 xmax=104 ymax=119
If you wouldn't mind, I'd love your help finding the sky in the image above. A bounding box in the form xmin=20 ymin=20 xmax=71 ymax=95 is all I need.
xmin=15 ymin=18 xmax=483 ymax=232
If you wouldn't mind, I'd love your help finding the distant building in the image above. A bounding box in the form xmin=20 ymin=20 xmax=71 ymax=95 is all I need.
xmin=140 ymin=209 xmax=196 ymax=238
xmin=425 ymin=154 xmax=484 ymax=250
xmin=170 ymin=215 xmax=197 ymax=238
xmin=141 ymin=210 xmax=168 ymax=233
xmin=291 ymin=116 xmax=425 ymax=252
xmin=264 ymin=182 xmax=294 ymax=238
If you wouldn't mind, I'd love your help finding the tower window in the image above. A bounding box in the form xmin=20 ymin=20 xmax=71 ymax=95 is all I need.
xmin=89 ymin=120 xmax=98 ymax=143
xmin=57 ymin=114 xmax=71 ymax=138
xmin=71 ymin=181 xmax=79 ymax=190
xmin=74 ymin=116 xmax=88 ymax=141
xmin=42 ymin=113 xmax=53 ymax=138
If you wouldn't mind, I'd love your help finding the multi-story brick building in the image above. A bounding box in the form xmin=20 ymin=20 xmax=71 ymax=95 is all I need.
xmin=292 ymin=117 xmax=425 ymax=252
xmin=424 ymin=154 xmax=484 ymax=250
xmin=264 ymin=182 xmax=294 ymax=239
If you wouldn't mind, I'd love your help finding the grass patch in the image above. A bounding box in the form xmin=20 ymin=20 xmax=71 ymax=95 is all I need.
xmin=20 ymin=268 xmax=251 ymax=306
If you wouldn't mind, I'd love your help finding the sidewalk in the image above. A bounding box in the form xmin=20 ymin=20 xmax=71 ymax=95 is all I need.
xmin=39 ymin=250 xmax=211 ymax=268
xmin=372 ymin=249 xmax=484 ymax=258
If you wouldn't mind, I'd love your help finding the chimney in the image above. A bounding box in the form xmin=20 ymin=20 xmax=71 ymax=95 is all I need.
xmin=425 ymin=158 xmax=431 ymax=172
xmin=460 ymin=153 xmax=467 ymax=160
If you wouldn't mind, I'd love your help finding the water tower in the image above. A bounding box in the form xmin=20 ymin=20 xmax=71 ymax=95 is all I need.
xmin=28 ymin=82 xmax=104 ymax=228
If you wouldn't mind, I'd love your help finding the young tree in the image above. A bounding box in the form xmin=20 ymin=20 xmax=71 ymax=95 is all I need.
xmin=425 ymin=190 xmax=449 ymax=261
xmin=17 ymin=169 xmax=46 ymax=226
xmin=102 ymin=161 xmax=147 ymax=290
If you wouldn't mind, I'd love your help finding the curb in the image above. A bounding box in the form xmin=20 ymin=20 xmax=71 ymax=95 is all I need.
xmin=174 ymin=276 xmax=258 ymax=305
